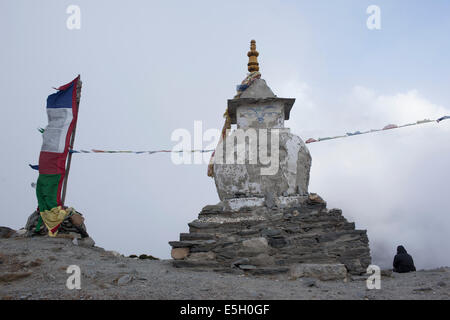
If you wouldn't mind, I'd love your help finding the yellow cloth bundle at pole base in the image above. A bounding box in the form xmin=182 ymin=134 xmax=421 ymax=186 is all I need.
xmin=40 ymin=206 xmax=69 ymax=237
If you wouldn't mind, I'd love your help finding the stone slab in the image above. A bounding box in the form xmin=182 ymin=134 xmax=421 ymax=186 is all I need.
xmin=290 ymin=263 xmax=348 ymax=281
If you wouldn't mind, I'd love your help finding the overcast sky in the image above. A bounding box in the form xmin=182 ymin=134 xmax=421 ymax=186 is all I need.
xmin=1 ymin=0 xmax=449 ymax=269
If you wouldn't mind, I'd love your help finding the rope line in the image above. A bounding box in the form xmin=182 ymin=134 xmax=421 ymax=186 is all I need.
xmin=67 ymin=116 xmax=449 ymax=154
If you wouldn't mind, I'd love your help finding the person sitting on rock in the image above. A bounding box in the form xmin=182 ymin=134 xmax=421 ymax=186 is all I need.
xmin=393 ymin=245 xmax=416 ymax=273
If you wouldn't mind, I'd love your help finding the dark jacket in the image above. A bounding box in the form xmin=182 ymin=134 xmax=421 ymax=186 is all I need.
xmin=393 ymin=245 xmax=416 ymax=273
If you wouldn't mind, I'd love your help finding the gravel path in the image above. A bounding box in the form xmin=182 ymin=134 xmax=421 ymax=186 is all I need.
xmin=0 ymin=237 xmax=448 ymax=300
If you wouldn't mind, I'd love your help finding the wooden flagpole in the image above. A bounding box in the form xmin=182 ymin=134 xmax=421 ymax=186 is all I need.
xmin=61 ymin=76 xmax=82 ymax=206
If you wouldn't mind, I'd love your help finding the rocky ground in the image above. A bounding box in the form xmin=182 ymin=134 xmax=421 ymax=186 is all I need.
xmin=0 ymin=236 xmax=448 ymax=300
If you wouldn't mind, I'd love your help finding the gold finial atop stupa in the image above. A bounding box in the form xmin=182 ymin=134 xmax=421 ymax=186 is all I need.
xmin=247 ymin=40 xmax=259 ymax=72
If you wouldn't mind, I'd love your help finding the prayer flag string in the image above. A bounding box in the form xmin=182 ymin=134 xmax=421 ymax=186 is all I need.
xmin=29 ymin=115 xmax=448 ymax=167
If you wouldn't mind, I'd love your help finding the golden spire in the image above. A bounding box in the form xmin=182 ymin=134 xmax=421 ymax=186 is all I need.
xmin=247 ymin=40 xmax=259 ymax=72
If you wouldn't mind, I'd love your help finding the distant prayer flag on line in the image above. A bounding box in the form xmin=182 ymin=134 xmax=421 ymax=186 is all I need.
xmin=36 ymin=76 xmax=80 ymax=228
xmin=416 ymin=119 xmax=432 ymax=124
xmin=383 ymin=124 xmax=398 ymax=130
xmin=305 ymin=138 xmax=317 ymax=144
xmin=437 ymin=116 xmax=450 ymax=123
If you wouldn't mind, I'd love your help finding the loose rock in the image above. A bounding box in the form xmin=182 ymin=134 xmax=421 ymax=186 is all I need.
xmin=0 ymin=226 xmax=16 ymax=239
xmin=117 ymin=275 xmax=133 ymax=286
xmin=171 ymin=248 xmax=190 ymax=260
xmin=290 ymin=264 xmax=347 ymax=281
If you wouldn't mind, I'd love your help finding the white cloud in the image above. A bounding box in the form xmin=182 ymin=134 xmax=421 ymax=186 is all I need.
xmin=276 ymin=78 xmax=449 ymax=139
xmin=348 ymin=86 xmax=449 ymax=128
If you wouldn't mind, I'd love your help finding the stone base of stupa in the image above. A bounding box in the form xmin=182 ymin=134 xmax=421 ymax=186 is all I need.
xmin=169 ymin=193 xmax=371 ymax=277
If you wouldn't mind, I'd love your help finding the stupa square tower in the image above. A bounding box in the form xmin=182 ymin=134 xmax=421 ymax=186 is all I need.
xmin=169 ymin=41 xmax=371 ymax=277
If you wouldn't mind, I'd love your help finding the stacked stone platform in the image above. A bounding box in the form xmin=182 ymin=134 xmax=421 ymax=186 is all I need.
xmin=169 ymin=194 xmax=371 ymax=277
